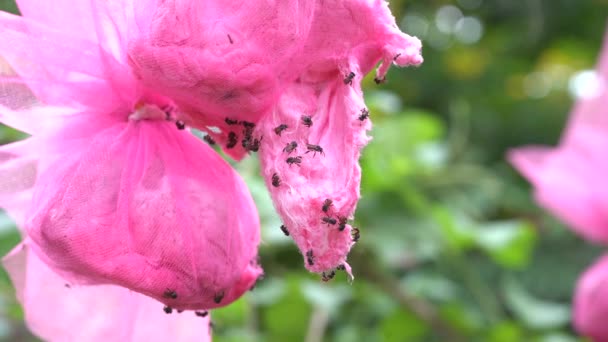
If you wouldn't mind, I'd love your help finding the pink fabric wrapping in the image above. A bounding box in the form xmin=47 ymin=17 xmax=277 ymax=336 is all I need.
xmin=128 ymin=0 xmax=317 ymax=161
xmin=573 ymin=255 xmax=608 ymax=342
xmin=508 ymin=27 xmax=608 ymax=339
xmin=0 ymin=1 xmax=262 ymax=311
xmin=258 ymin=1 xmax=422 ymax=274
xmin=508 ymin=28 xmax=608 ymax=243
xmin=3 ymin=242 xmax=212 ymax=342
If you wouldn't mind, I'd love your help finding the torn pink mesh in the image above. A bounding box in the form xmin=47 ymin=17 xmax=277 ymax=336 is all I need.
xmin=257 ymin=1 xmax=422 ymax=275
xmin=508 ymin=27 xmax=608 ymax=244
xmin=573 ymin=254 xmax=608 ymax=342
xmin=3 ymin=242 xmax=212 ymax=342
xmin=24 ymin=115 xmax=262 ymax=310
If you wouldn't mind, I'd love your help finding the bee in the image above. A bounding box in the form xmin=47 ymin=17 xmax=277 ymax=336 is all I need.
xmin=225 ymin=118 xmax=239 ymax=125
xmin=373 ymin=76 xmax=386 ymax=84
xmin=338 ymin=216 xmax=347 ymax=231
xmin=226 ymin=132 xmax=238 ymax=149
xmin=272 ymin=173 xmax=281 ymax=187
xmin=306 ymin=250 xmax=315 ymax=266
xmin=283 ymin=141 xmax=298 ymax=154
xmin=214 ymin=291 xmax=225 ymax=304
xmin=163 ymin=306 xmax=173 ymax=314
xmin=228 ymin=34 xmax=234 ymax=44
xmin=301 ymin=115 xmax=313 ymax=128
xmin=274 ymin=124 xmax=288 ymax=136
xmin=177 ymin=309 xmax=184 ymax=313
xmin=322 ymin=271 xmax=336 ymax=282
xmin=351 ymin=227 xmax=360 ymax=242
xmin=337 ymin=264 xmax=345 ymax=271
xmin=247 ymin=137 xmax=262 ymax=152
xmin=305 ymin=144 xmax=324 ymax=157
xmin=203 ymin=135 xmax=216 ymax=145
xmin=175 ymin=120 xmax=186 ymax=130
xmin=195 ymin=311 xmax=209 ymax=318
xmin=163 ymin=289 xmax=178 ymax=299
xmin=344 ymin=72 xmax=355 ymax=85
xmin=286 ymin=156 xmax=302 ymax=167
xmin=241 ymin=121 xmax=255 ymax=128
xmin=280 ymin=224 xmax=290 ymax=236
xmin=64 ymin=283 xmax=71 ymax=288
xmin=321 ymin=199 xmax=333 ymax=213
xmin=322 ymin=216 xmax=337 ymax=225
xmin=358 ymin=108 xmax=370 ymax=121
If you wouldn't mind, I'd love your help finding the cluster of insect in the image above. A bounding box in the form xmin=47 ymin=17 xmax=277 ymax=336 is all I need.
xmin=272 ymin=71 xmax=365 ymax=282
xmin=160 ymin=288 xmax=223 ymax=319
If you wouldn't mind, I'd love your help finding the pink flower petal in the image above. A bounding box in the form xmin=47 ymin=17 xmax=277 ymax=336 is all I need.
xmin=509 ymin=26 xmax=608 ymax=244
xmin=3 ymin=242 xmax=212 ymax=342
xmin=25 ymin=114 xmax=262 ymax=310
xmin=257 ymin=1 xmax=422 ymax=274
xmin=573 ymin=254 xmax=608 ymax=342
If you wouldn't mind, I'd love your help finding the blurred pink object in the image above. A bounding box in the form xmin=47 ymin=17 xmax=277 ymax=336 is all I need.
xmin=508 ymin=28 xmax=608 ymax=244
xmin=3 ymin=242 xmax=212 ymax=342
xmin=0 ymin=0 xmax=261 ymax=310
xmin=573 ymin=254 xmax=608 ymax=342
xmin=257 ymin=1 xmax=423 ymax=274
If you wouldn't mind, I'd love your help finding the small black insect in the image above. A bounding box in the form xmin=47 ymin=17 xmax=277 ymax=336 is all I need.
xmin=272 ymin=173 xmax=281 ymax=187
xmin=203 ymin=135 xmax=216 ymax=145
xmin=351 ymin=227 xmax=360 ymax=242
xmin=247 ymin=138 xmax=262 ymax=152
xmin=358 ymin=108 xmax=370 ymax=121
xmin=322 ymin=270 xmax=336 ymax=282
xmin=301 ymin=115 xmax=313 ymax=128
xmin=241 ymin=121 xmax=255 ymax=128
xmin=195 ymin=311 xmax=209 ymax=318
xmin=226 ymin=132 xmax=238 ymax=149
xmin=177 ymin=309 xmax=184 ymax=313
xmin=274 ymin=124 xmax=288 ymax=136
xmin=338 ymin=216 xmax=347 ymax=231
xmin=305 ymin=144 xmax=324 ymax=157
xmin=337 ymin=264 xmax=346 ymax=271
xmin=280 ymin=224 xmax=290 ymax=236
xmin=306 ymin=249 xmax=315 ymax=266
xmin=225 ymin=118 xmax=239 ymax=125
xmin=163 ymin=289 xmax=178 ymax=299
xmin=64 ymin=283 xmax=71 ymax=288
xmin=283 ymin=141 xmax=298 ymax=154
xmin=228 ymin=34 xmax=234 ymax=44
xmin=322 ymin=216 xmax=337 ymax=225
xmin=321 ymin=199 xmax=333 ymax=213
xmin=286 ymin=156 xmax=302 ymax=167
xmin=163 ymin=306 xmax=173 ymax=314
xmin=175 ymin=120 xmax=186 ymax=130
xmin=373 ymin=76 xmax=386 ymax=85
xmin=344 ymin=71 xmax=355 ymax=85
xmin=214 ymin=291 xmax=225 ymax=304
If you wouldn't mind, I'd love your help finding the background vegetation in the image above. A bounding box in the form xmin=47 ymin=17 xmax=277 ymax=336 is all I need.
xmin=1 ymin=0 xmax=608 ymax=341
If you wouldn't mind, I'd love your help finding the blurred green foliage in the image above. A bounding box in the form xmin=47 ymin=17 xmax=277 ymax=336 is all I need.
xmin=1 ymin=0 xmax=608 ymax=341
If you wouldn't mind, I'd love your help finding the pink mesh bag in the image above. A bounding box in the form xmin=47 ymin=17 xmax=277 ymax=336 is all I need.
xmin=256 ymin=0 xmax=423 ymax=276
xmin=3 ymin=242 xmax=212 ymax=342
xmin=0 ymin=0 xmax=262 ymax=311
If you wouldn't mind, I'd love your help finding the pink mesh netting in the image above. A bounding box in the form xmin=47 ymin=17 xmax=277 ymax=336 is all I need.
xmin=0 ymin=1 xmax=263 ymax=311
xmin=3 ymin=242 xmax=212 ymax=342
xmin=257 ymin=1 xmax=423 ymax=274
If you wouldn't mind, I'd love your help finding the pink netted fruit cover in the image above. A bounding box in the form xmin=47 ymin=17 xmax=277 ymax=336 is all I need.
xmin=24 ymin=110 xmax=262 ymax=311
xmin=0 ymin=0 xmax=263 ymax=311
xmin=257 ymin=1 xmax=423 ymax=275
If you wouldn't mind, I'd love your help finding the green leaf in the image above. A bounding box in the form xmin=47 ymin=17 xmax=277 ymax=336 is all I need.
xmin=475 ymin=220 xmax=537 ymax=269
